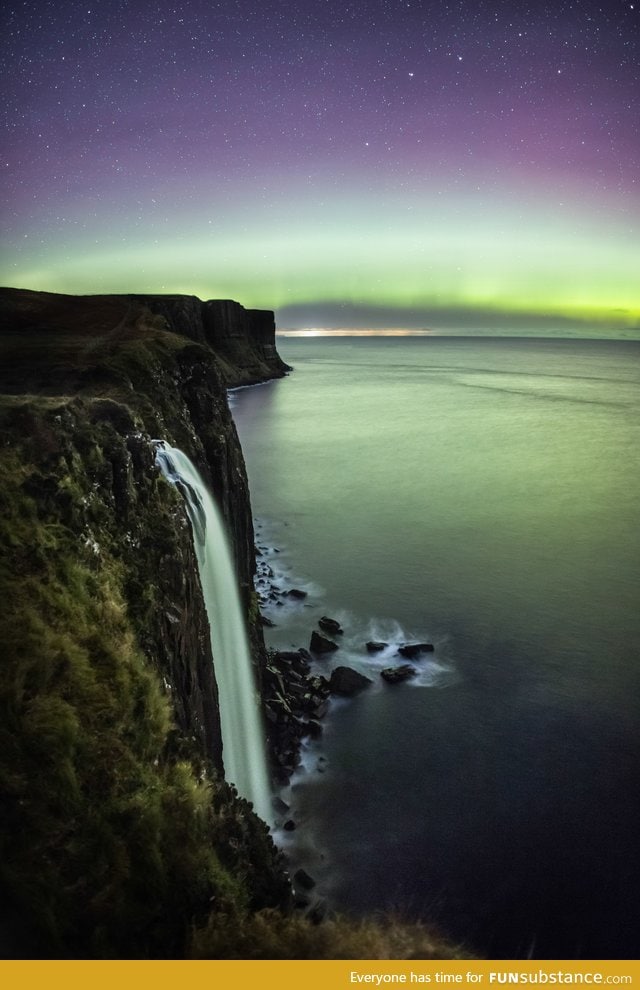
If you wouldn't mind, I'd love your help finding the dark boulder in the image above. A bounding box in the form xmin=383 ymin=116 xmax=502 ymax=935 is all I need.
xmin=398 ymin=642 xmax=434 ymax=658
xmin=381 ymin=664 xmax=418 ymax=684
xmin=313 ymin=698 xmax=330 ymax=719
xmin=276 ymin=649 xmax=311 ymax=672
xmin=286 ymin=588 xmax=308 ymax=600
xmin=283 ymin=819 xmax=296 ymax=831
xmin=310 ymin=630 xmax=339 ymax=654
xmin=329 ymin=666 xmax=373 ymax=696
xmin=318 ymin=615 xmax=343 ymax=635
xmin=308 ymin=674 xmax=330 ymax=694
xmin=294 ymin=868 xmax=316 ymax=891
xmin=366 ymin=640 xmax=388 ymax=653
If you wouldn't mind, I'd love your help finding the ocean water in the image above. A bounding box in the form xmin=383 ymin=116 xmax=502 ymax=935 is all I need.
xmin=229 ymin=336 xmax=640 ymax=959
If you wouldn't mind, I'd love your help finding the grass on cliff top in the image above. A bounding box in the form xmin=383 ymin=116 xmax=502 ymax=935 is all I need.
xmin=0 ymin=298 xmax=199 ymax=400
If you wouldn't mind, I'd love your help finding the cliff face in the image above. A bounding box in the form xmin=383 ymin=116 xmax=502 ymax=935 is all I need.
xmin=0 ymin=288 xmax=468 ymax=962
xmin=0 ymin=288 xmax=289 ymax=755
xmin=128 ymin=293 xmax=289 ymax=385
xmin=0 ymin=288 xmax=290 ymax=956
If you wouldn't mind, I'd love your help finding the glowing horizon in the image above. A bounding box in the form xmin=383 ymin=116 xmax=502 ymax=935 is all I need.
xmin=1 ymin=2 xmax=638 ymax=335
xmin=278 ymin=328 xmax=434 ymax=337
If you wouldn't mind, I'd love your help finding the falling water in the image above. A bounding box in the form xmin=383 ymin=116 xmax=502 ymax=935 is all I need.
xmin=154 ymin=441 xmax=272 ymax=824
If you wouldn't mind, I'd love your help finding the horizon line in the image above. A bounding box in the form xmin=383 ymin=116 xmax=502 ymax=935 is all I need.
xmin=275 ymin=327 xmax=640 ymax=339
xmin=276 ymin=328 xmax=434 ymax=337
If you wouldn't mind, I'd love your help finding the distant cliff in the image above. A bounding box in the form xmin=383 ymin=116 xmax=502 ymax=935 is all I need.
xmin=126 ymin=294 xmax=290 ymax=386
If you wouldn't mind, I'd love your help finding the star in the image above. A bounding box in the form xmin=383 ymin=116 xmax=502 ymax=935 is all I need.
xmin=0 ymin=0 xmax=636 ymax=333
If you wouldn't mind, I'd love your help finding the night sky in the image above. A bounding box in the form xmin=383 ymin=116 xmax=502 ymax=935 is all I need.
xmin=1 ymin=0 xmax=638 ymax=332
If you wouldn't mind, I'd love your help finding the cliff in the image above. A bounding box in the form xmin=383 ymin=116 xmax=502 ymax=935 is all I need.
xmin=0 ymin=287 xmax=465 ymax=960
xmin=128 ymin=295 xmax=288 ymax=386
xmin=0 ymin=287 xmax=290 ymax=956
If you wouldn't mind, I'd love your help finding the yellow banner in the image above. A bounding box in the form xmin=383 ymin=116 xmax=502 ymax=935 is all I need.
xmin=1 ymin=960 xmax=639 ymax=990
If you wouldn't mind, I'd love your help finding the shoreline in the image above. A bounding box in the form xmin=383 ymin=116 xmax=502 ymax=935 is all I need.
xmin=254 ymin=516 xmax=455 ymax=921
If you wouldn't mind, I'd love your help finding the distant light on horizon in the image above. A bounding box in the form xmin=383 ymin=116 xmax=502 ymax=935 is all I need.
xmin=277 ymin=328 xmax=434 ymax=337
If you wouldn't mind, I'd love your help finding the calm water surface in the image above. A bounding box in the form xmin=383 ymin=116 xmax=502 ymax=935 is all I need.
xmin=230 ymin=337 xmax=640 ymax=959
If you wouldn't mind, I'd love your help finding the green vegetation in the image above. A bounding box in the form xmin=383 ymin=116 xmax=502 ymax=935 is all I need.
xmin=0 ymin=440 xmax=280 ymax=957
xmin=190 ymin=910 xmax=469 ymax=960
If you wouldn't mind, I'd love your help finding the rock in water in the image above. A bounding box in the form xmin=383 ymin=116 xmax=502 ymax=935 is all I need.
xmin=286 ymin=588 xmax=308 ymax=599
xmin=398 ymin=642 xmax=434 ymax=658
xmin=310 ymin=630 xmax=339 ymax=654
xmin=329 ymin=666 xmax=373 ymax=696
xmin=381 ymin=664 xmax=418 ymax=684
xmin=366 ymin=640 xmax=388 ymax=653
xmin=318 ymin=615 xmax=343 ymax=635
xmin=294 ymin=868 xmax=316 ymax=891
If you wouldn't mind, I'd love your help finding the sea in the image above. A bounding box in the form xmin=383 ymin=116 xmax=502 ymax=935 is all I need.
xmin=229 ymin=335 xmax=640 ymax=960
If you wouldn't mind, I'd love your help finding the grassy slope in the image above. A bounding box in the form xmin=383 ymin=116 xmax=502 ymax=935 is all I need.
xmin=0 ymin=412 xmax=284 ymax=958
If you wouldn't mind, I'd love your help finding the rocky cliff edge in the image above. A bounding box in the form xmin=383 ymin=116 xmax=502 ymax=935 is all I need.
xmin=0 ymin=288 xmax=290 ymax=956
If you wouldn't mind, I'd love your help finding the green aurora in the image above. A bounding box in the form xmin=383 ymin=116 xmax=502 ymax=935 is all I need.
xmin=3 ymin=178 xmax=638 ymax=334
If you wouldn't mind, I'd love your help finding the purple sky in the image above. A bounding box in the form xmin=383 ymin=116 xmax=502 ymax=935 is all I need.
xmin=2 ymin=0 xmax=638 ymax=331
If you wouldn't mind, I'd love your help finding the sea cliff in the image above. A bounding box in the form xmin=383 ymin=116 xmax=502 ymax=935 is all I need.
xmin=0 ymin=287 xmax=463 ymax=960
xmin=0 ymin=288 xmax=290 ymax=956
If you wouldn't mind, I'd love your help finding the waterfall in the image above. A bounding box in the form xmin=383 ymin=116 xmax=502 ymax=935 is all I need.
xmin=155 ymin=442 xmax=272 ymax=824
